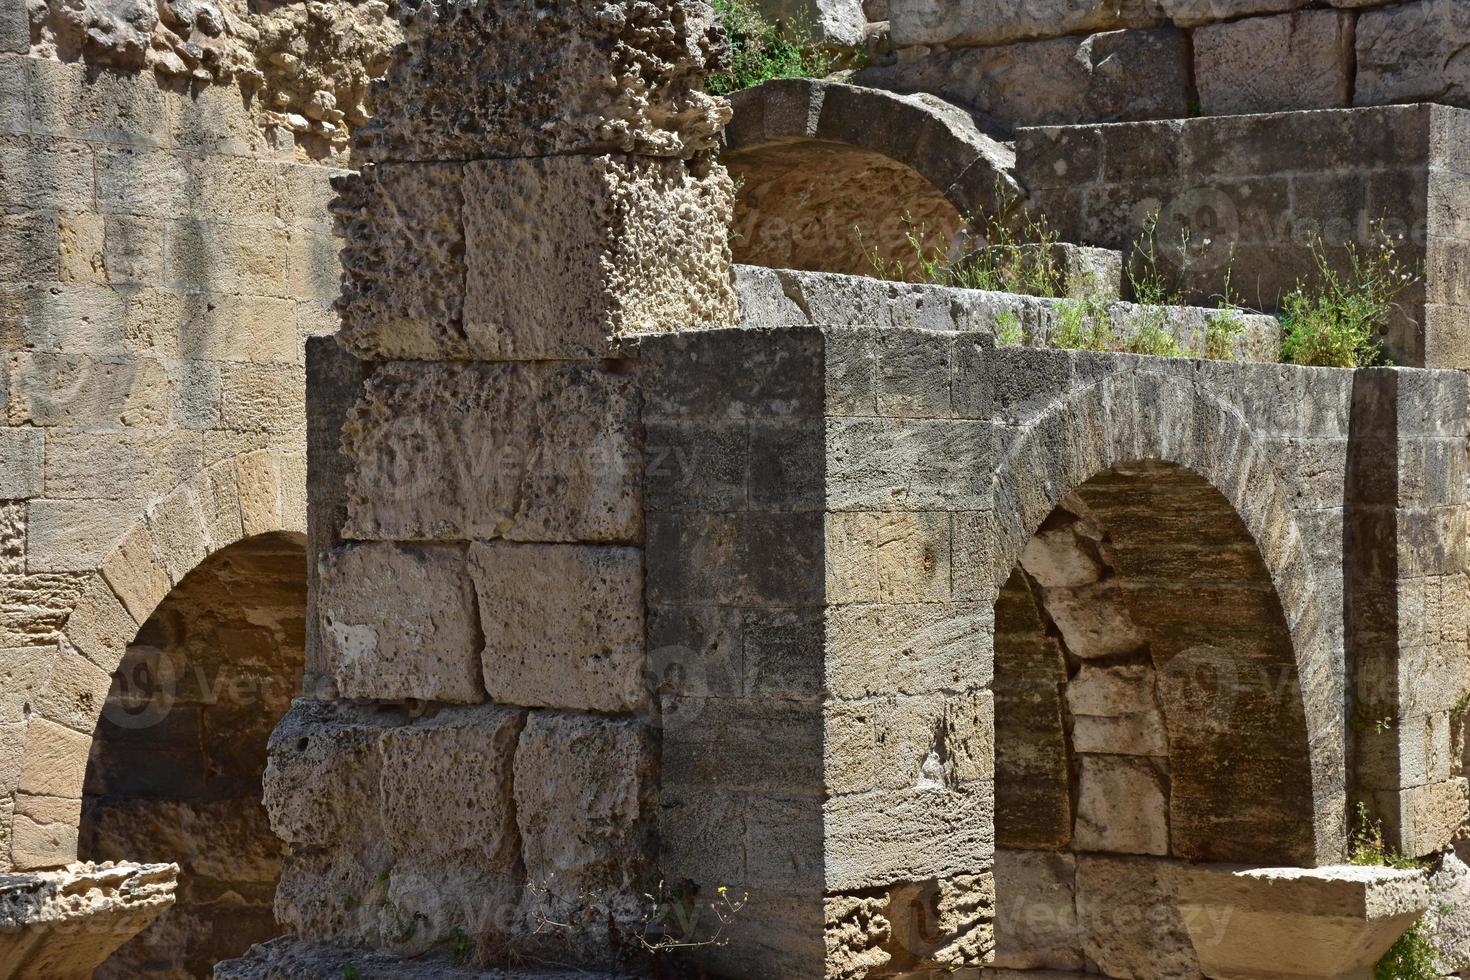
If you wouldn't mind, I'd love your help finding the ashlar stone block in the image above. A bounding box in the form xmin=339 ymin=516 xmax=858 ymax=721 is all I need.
xmin=461 ymin=155 xmax=737 ymax=360
xmin=317 ymin=543 xmax=485 ymax=704
xmin=1195 ymin=10 xmax=1352 ymax=115
xmin=469 ymin=543 xmax=647 ymax=714
xmin=342 ymin=361 xmax=642 ymax=544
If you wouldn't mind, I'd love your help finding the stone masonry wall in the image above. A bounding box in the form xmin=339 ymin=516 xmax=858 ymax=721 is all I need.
xmin=858 ymin=0 xmax=1470 ymax=130
xmin=267 ymin=0 xmax=737 ymax=968
xmin=0 ymin=14 xmax=341 ymax=880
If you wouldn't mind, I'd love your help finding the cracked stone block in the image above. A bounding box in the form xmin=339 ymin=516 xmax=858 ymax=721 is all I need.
xmin=1074 ymin=754 xmax=1170 ymax=856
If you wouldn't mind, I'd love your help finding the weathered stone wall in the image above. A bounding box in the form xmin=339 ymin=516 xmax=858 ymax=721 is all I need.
xmin=0 ymin=34 xmax=323 ymax=889
xmin=858 ymin=0 xmax=1470 ymax=130
xmin=265 ymin=0 xmax=736 ymax=969
xmin=1018 ymin=104 xmax=1470 ymax=369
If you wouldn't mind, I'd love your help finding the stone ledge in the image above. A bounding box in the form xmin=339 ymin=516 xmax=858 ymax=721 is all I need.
xmin=0 ymin=861 xmax=177 ymax=980
xmin=215 ymin=936 xmax=618 ymax=979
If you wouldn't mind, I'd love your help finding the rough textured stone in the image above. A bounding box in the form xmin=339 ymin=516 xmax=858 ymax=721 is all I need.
xmin=892 ymin=0 xmax=1163 ymax=47
xmin=356 ymin=0 xmax=731 ymax=162
xmin=1075 ymin=855 xmax=1203 ymax=978
xmin=1356 ymin=0 xmax=1470 ymax=108
xmin=0 ymin=861 xmax=177 ymax=979
xmin=1074 ymin=755 xmax=1170 ymax=856
xmin=460 ymin=155 xmax=738 ymax=358
xmin=992 ymin=849 xmax=1082 ymax=971
xmin=858 ymin=28 xmax=1190 ymax=128
xmin=513 ymin=713 xmax=656 ymax=926
xmin=469 ymin=544 xmax=646 ymax=714
xmin=760 ymin=0 xmax=867 ymax=45
xmin=317 ymin=544 xmax=485 ymax=704
xmin=1195 ymin=10 xmax=1352 ymax=115
xmin=342 ymin=361 xmax=642 ymax=544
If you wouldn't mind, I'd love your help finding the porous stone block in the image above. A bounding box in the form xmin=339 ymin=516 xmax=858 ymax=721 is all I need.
xmin=892 ymin=0 xmax=1160 ymax=46
xmin=317 ymin=544 xmax=485 ymax=704
xmin=513 ymin=712 xmax=656 ymax=911
xmin=1195 ymin=10 xmax=1352 ymax=115
xmin=1160 ymin=0 xmax=1308 ymax=27
xmin=263 ymin=701 xmax=396 ymax=849
xmin=859 ymin=28 xmax=1189 ymax=128
xmin=992 ymin=849 xmax=1083 ymax=971
xmin=1074 ymin=755 xmax=1170 ymax=856
xmin=759 ymin=0 xmax=867 ymax=45
xmin=824 ymin=691 xmax=993 ymax=796
xmin=0 ymin=428 xmax=41 ymax=499
xmin=1075 ymin=855 xmax=1202 ymax=979
xmin=468 ymin=543 xmax=646 ymax=714
xmin=356 ymin=0 xmax=730 ymax=163
xmin=1356 ymin=0 xmax=1470 ymax=109
xmin=343 ymin=361 xmax=642 ymax=544
xmin=0 ymin=862 xmax=177 ymax=979
xmin=823 ymin=783 xmax=994 ymax=892
xmin=460 ymin=155 xmax=737 ymax=359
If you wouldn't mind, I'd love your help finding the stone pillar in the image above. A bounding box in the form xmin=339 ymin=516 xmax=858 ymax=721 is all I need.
xmin=1346 ymin=368 xmax=1470 ymax=858
xmin=256 ymin=0 xmax=736 ymax=969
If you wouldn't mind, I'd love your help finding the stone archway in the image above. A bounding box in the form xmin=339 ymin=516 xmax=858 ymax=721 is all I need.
xmin=990 ymin=461 xmax=1318 ymax=975
xmin=722 ymin=78 xmax=1019 ymax=275
xmin=78 ymin=531 xmax=307 ymax=978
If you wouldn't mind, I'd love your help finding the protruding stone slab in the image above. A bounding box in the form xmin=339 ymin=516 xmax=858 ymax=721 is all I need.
xmin=0 ymin=861 xmax=177 ymax=980
xmin=1177 ymin=864 xmax=1430 ymax=980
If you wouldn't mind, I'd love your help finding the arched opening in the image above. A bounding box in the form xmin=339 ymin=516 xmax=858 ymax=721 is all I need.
xmin=721 ymin=78 xmax=1019 ymax=277
xmin=726 ymin=139 xmax=968 ymax=276
xmin=990 ymin=461 xmax=1317 ymax=975
xmin=79 ymin=532 xmax=308 ymax=978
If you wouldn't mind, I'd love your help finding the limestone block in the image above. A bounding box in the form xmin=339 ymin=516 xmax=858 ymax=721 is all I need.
xmin=262 ymin=701 xmax=397 ymax=849
xmin=1177 ymin=864 xmax=1430 ymax=980
xmin=0 ymin=428 xmax=41 ymax=498
xmin=826 ymin=511 xmax=952 ymax=604
xmin=9 ymin=355 xmax=170 ymax=429
xmin=0 ymin=503 xmax=20 ymax=576
xmin=513 ymin=712 xmax=656 ymax=903
xmin=825 ymin=602 xmax=994 ymax=699
xmin=99 ymin=524 xmax=170 ymax=625
xmin=1020 ymin=522 xmax=1103 ymax=587
xmin=824 ymin=893 xmax=891 ymax=977
xmin=1426 ymin=850 xmax=1470 ymax=974
xmin=0 ymin=573 xmax=85 ymax=649
xmin=24 ymin=499 xmax=137 ymax=574
xmin=17 ymin=717 xmax=91 ymax=800
xmin=1160 ymin=0 xmax=1308 ymax=27
xmin=0 ymin=862 xmax=176 ymax=978
xmin=356 ymin=0 xmax=730 ymax=163
xmin=1075 ymin=855 xmax=1202 ymax=979
xmin=992 ymin=849 xmax=1082 ymax=971
xmin=43 ymin=429 xmax=200 ymax=502
xmin=892 ymin=0 xmax=1161 ymax=47
xmin=26 ymin=58 xmax=168 ymax=146
xmin=333 ymin=163 xmax=466 ymax=362
xmin=1195 ymin=10 xmax=1352 ymax=115
xmin=317 ymin=544 xmax=485 ymax=704
xmin=343 ymin=361 xmax=642 ymax=544
xmin=0 ymin=137 xmax=95 ymax=212
xmin=1357 ymin=0 xmax=1470 ymax=109
xmin=377 ymin=705 xmax=525 ymax=868
xmin=0 ymin=651 xmax=53 ymax=727
xmin=823 ymin=783 xmax=994 ymax=892
xmin=759 ymin=0 xmax=867 ymax=45
xmin=858 ymin=29 xmax=1190 ymax=128
xmin=460 ymin=156 xmax=737 ymax=359
xmin=824 ymin=691 xmax=993 ymax=795
xmin=1040 ymin=580 xmax=1145 ymax=659
xmin=1074 ymin=755 xmax=1170 ymax=855
xmin=1373 ymin=778 xmax=1468 ymax=859
xmin=31 ymin=644 xmax=111 ymax=735
xmin=1 ymin=212 xmax=61 ymax=283
xmin=468 ymin=543 xmax=646 ymax=714
xmin=235 ymin=449 xmax=283 ymax=537
xmin=219 ymin=362 xmax=307 ymax=435
xmin=11 ymin=794 xmax=81 ymax=870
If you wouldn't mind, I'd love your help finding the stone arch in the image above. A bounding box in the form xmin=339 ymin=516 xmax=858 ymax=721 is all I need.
xmin=984 ymin=369 xmax=1345 ymax=867
xmin=722 ymin=78 xmax=1020 ymax=276
xmin=9 ymin=449 xmax=307 ymax=874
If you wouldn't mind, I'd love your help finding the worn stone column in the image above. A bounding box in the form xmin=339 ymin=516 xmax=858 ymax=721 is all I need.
xmin=249 ymin=0 xmax=736 ymax=970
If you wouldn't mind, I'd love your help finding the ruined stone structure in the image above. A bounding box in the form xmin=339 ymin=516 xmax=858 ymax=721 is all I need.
xmin=2 ymin=0 xmax=1470 ymax=977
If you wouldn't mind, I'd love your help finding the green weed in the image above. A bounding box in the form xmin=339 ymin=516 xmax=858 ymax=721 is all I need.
xmin=708 ymin=0 xmax=842 ymax=95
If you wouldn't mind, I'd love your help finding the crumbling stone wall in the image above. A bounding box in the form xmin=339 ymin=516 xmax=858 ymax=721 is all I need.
xmin=264 ymin=0 xmax=736 ymax=967
xmin=859 ymin=0 xmax=1470 ymax=129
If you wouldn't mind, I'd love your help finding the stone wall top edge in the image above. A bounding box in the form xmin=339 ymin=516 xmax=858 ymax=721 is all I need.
xmin=1012 ymin=101 xmax=1437 ymax=137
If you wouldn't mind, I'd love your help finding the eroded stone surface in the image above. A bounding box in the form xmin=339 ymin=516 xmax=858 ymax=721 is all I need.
xmin=342 ymin=361 xmax=642 ymax=544
xmin=1195 ymin=10 xmax=1352 ymax=115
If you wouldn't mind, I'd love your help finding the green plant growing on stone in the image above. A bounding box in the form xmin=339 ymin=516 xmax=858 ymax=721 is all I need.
xmin=1123 ymin=308 xmax=1185 ymax=357
xmin=994 ymin=310 xmax=1024 ymax=348
xmin=707 ymin=0 xmax=839 ymax=95
xmin=448 ymin=926 xmax=473 ymax=966
xmin=1051 ymin=298 xmax=1115 ymax=351
xmin=1127 ymin=212 xmax=1185 ymax=308
xmin=343 ymin=967 xmax=361 ymax=980
xmin=1279 ymin=225 xmax=1421 ymax=369
xmin=1348 ymin=802 xmax=1437 ymax=980
xmin=1204 ymin=255 xmax=1248 ymax=360
xmin=633 ymin=879 xmax=749 ymax=957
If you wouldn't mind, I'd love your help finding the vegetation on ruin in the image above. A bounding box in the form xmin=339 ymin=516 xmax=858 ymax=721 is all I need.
xmin=1278 ymin=226 xmax=1421 ymax=369
xmin=707 ymin=0 xmax=840 ymax=95
xmin=1349 ymin=802 xmax=1439 ymax=980
xmin=862 ymin=201 xmax=1067 ymax=298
